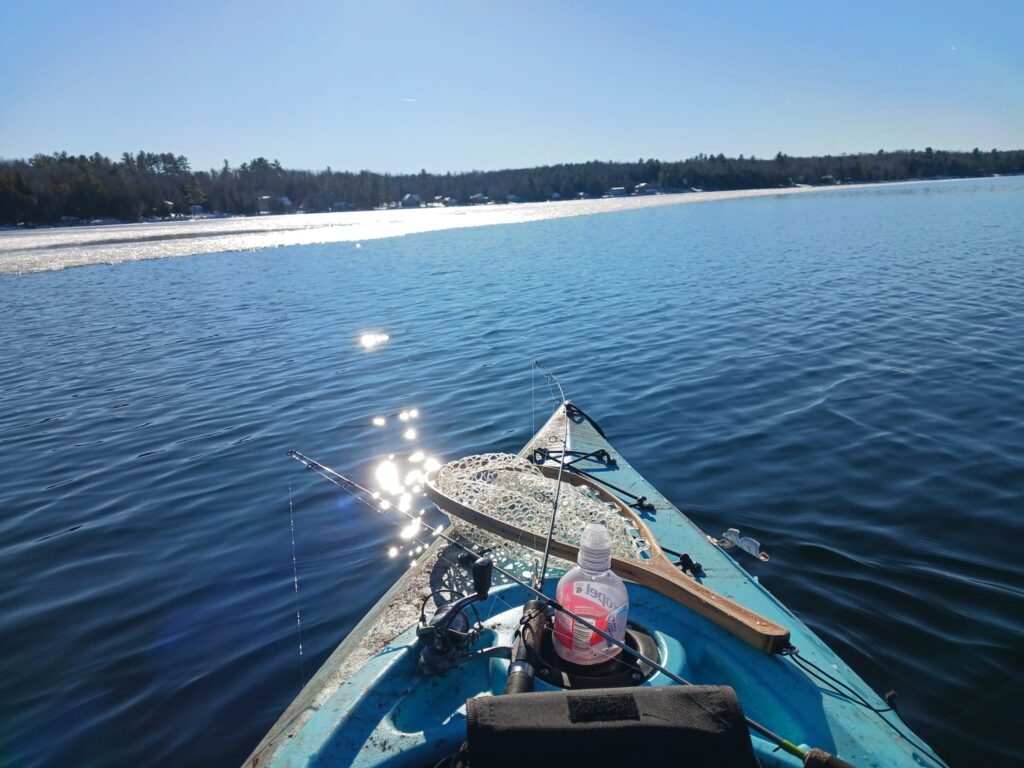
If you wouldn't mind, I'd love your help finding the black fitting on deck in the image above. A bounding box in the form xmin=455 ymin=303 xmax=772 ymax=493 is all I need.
xmin=674 ymin=553 xmax=704 ymax=576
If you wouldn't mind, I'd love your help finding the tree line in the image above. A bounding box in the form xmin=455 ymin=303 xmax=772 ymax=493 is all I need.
xmin=1 ymin=147 xmax=1021 ymax=226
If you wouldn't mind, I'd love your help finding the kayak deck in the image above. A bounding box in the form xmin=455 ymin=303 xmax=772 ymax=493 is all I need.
xmin=246 ymin=402 xmax=944 ymax=768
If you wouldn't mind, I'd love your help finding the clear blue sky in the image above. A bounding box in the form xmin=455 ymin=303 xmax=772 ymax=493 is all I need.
xmin=1 ymin=1 xmax=1021 ymax=173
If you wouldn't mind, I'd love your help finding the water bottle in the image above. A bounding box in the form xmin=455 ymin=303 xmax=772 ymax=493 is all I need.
xmin=553 ymin=523 xmax=629 ymax=665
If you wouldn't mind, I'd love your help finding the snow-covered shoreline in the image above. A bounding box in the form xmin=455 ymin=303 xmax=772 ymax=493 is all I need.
xmin=0 ymin=177 xmax=985 ymax=275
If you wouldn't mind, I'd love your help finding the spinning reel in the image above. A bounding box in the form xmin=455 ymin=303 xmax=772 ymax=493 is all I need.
xmin=417 ymin=557 xmax=508 ymax=674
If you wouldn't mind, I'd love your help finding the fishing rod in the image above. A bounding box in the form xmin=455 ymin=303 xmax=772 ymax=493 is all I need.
xmin=532 ymin=362 xmax=569 ymax=591
xmin=288 ymin=449 xmax=858 ymax=766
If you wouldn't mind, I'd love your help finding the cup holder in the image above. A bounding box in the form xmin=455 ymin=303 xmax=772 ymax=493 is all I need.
xmin=532 ymin=623 xmax=659 ymax=689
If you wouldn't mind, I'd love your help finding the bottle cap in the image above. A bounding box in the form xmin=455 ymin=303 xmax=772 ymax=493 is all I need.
xmin=578 ymin=523 xmax=612 ymax=572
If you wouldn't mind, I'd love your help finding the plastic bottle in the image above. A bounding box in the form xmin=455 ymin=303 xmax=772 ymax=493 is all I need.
xmin=553 ymin=523 xmax=629 ymax=665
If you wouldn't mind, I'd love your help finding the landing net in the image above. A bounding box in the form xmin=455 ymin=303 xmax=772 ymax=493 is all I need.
xmin=434 ymin=453 xmax=651 ymax=562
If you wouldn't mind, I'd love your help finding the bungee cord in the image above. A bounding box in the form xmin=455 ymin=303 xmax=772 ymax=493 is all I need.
xmin=782 ymin=647 xmax=946 ymax=765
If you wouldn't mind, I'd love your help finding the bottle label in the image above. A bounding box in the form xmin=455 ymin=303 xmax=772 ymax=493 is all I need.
xmin=554 ymin=581 xmax=628 ymax=662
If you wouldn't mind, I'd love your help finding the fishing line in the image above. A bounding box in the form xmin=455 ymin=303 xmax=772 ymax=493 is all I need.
xmin=288 ymin=479 xmax=306 ymax=681
xmin=536 ymin=361 xmax=566 ymax=410
xmin=531 ymin=360 xmax=536 ymax=438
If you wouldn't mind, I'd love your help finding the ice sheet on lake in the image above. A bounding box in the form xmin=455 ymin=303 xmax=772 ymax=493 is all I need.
xmin=0 ymin=186 xmax=843 ymax=275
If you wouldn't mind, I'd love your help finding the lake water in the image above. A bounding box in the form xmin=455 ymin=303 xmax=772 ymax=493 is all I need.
xmin=1 ymin=177 xmax=1021 ymax=767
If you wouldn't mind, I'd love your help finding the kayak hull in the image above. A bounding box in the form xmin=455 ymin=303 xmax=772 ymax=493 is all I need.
xmin=246 ymin=402 xmax=944 ymax=768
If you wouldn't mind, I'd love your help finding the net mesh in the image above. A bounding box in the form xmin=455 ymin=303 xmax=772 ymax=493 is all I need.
xmin=434 ymin=453 xmax=650 ymax=562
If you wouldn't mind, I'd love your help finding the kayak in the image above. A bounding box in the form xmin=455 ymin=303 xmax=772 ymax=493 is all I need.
xmin=246 ymin=401 xmax=946 ymax=768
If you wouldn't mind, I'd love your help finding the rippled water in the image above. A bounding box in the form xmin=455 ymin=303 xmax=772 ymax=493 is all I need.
xmin=1 ymin=177 xmax=1021 ymax=767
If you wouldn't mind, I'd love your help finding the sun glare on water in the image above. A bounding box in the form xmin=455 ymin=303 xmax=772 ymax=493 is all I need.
xmin=365 ymin=404 xmax=448 ymax=566
xmin=375 ymin=460 xmax=403 ymax=495
xmin=360 ymin=332 xmax=390 ymax=349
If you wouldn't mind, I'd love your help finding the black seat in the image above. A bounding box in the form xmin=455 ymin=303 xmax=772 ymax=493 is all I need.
xmin=464 ymin=685 xmax=759 ymax=768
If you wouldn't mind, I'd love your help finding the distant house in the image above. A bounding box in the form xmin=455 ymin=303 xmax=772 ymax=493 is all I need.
xmin=633 ymin=183 xmax=660 ymax=196
xmin=469 ymin=193 xmax=489 ymax=205
xmin=608 ymin=187 xmax=627 ymax=197
xmin=549 ymin=192 xmax=562 ymax=201
xmin=443 ymin=197 xmax=461 ymax=207
xmin=401 ymin=193 xmax=422 ymax=208
xmin=257 ymin=195 xmax=294 ymax=214
xmin=506 ymin=193 xmax=520 ymax=203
